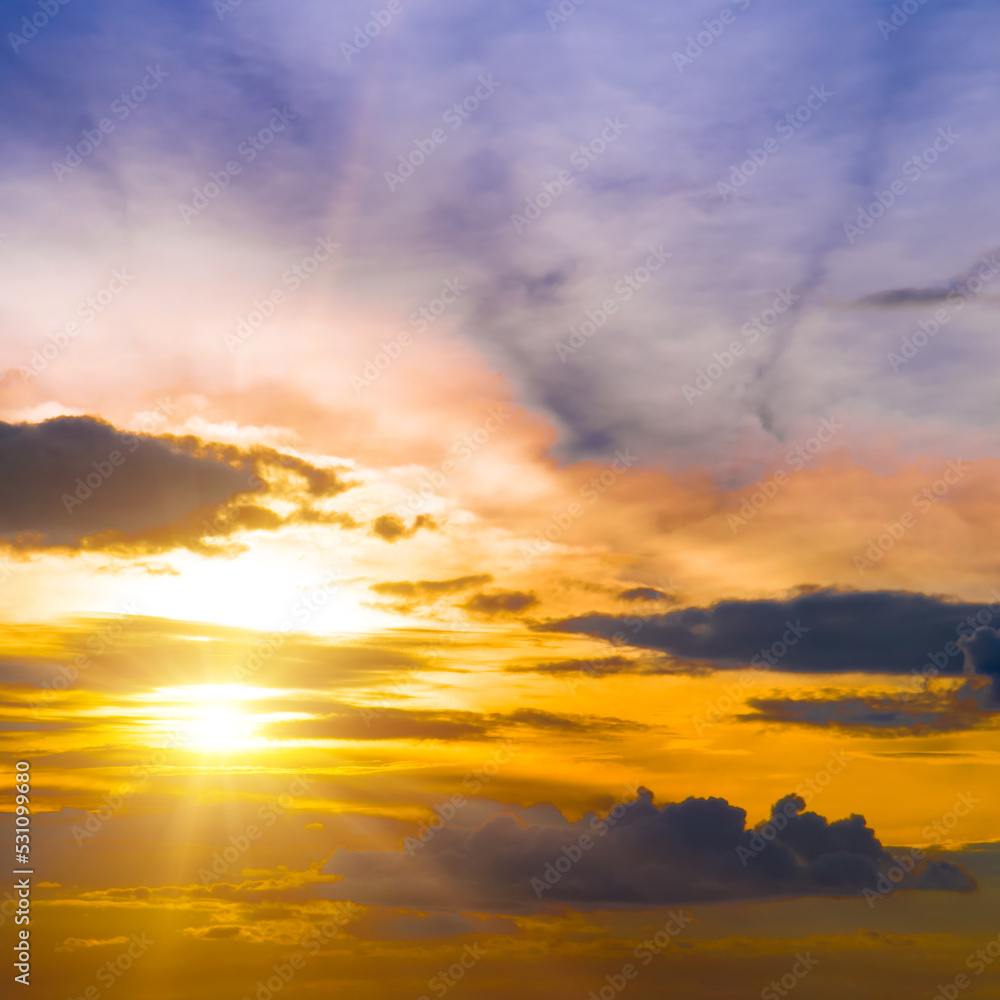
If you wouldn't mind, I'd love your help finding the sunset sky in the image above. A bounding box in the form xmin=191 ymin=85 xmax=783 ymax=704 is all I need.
xmin=2 ymin=1 xmax=1000 ymax=998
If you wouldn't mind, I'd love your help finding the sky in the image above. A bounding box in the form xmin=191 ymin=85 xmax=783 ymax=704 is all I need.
xmin=1 ymin=0 xmax=1000 ymax=998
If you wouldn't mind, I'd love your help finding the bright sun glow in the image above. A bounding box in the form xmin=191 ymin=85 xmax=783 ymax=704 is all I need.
xmin=137 ymin=685 xmax=271 ymax=753
xmin=182 ymin=702 xmax=258 ymax=752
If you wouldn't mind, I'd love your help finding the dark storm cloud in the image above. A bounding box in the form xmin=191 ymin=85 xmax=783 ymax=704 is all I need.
xmin=543 ymin=589 xmax=1000 ymax=676
xmin=323 ymin=789 xmax=974 ymax=911
xmin=463 ymin=590 xmax=538 ymax=616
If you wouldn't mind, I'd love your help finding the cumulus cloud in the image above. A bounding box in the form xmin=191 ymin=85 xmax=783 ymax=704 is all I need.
xmin=544 ymin=589 xmax=1000 ymax=676
xmin=323 ymin=789 xmax=974 ymax=912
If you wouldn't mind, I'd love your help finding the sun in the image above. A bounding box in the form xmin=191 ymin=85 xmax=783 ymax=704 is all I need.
xmin=183 ymin=702 xmax=258 ymax=753
xmin=138 ymin=684 xmax=269 ymax=754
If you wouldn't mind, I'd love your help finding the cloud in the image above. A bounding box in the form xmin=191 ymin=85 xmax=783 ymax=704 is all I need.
xmin=161 ymin=435 xmax=355 ymax=498
xmin=370 ymin=514 xmax=439 ymax=542
xmin=543 ymin=589 xmax=1000 ymax=676
xmin=0 ymin=416 xmax=253 ymax=548
xmin=463 ymin=590 xmax=539 ymax=616
xmin=850 ymin=287 xmax=955 ymax=308
xmin=959 ymin=627 xmax=1000 ymax=701
xmin=618 ymin=587 xmax=670 ymax=602
xmin=323 ymin=789 xmax=974 ymax=912
xmin=180 ymin=926 xmax=246 ymax=941
xmin=0 ymin=416 xmax=359 ymax=555
xmin=0 ymin=617 xmax=429 ymax=694
xmin=4 ymin=0 xmax=1000 ymax=477
xmin=500 ymin=708 xmax=646 ymax=735
xmin=850 ymin=249 xmax=1000 ymax=308
xmin=371 ymin=575 xmax=493 ymax=600
xmin=264 ymin=705 xmax=645 ymax=742
xmin=504 ymin=655 xmax=654 ymax=678
xmin=56 ymin=937 xmax=130 ymax=952
xmin=741 ymin=679 xmax=998 ymax=735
